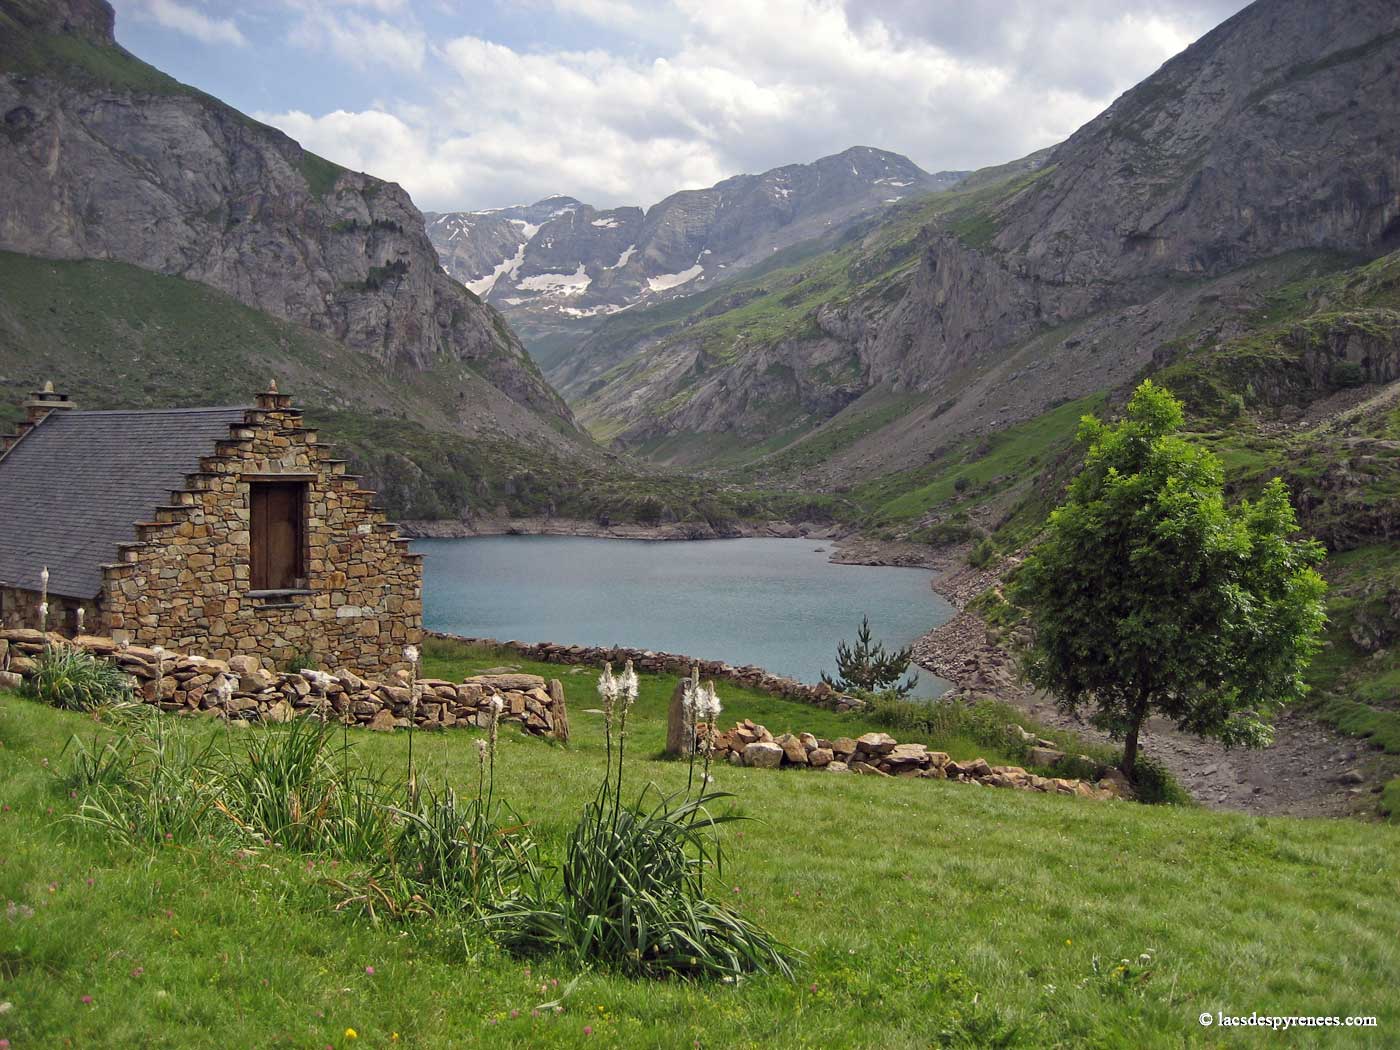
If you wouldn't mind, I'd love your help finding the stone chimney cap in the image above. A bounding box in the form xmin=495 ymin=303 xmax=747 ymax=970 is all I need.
xmin=24 ymin=382 xmax=76 ymax=414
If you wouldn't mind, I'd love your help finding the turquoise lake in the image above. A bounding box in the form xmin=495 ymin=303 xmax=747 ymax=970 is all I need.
xmin=415 ymin=536 xmax=953 ymax=697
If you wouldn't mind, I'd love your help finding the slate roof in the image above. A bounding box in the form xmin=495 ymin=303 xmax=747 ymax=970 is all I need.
xmin=0 ymin=407 xmax=251 ymax=599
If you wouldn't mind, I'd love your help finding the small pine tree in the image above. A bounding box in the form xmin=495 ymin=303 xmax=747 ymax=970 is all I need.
xmin=822 ymin=616 xmax=918 ymax=697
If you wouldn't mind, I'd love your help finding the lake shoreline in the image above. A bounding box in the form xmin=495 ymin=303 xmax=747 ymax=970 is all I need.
xmin=411 ymin=531 xmax=955 ymax=696
xmin=400 ymin=517 xmax=964 ymax=576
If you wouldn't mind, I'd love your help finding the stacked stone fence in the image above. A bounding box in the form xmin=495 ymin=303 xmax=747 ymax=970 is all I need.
xmin=0 ymin=629 xmax=569 ymax=740
xmin=431 ymin=633 xmax=865 ymax=712
xmin=701 ymin=719 xmax=1133 ymax=802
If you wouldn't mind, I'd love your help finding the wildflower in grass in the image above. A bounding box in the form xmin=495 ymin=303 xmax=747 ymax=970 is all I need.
xmin=364 ymin=966 xmax=375 ymax=976
xmin=598 ymin=661 xmax=618 ymax=768
xmin=475 ymin=738 xmax=487 ymax=799
xmin=345 ymin=1028 xmax=357 ymax=1040
xmin=583 ymin=1026 xmax=593 ymax=1036
xmin=76 ymin=607 xmax=85 ymax=634
xmin=80 ymin=995 xmax=92 ymax=1005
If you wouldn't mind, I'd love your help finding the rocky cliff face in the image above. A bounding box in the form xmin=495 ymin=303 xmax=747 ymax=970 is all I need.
xmin=425 ymin=149 xmax=966 ymax=374
xmin=866 ymin=0 xmax=1400 ymax=393
xmin=572 ymin=0 xmax=1400 ymax=465
xmin=0 ymin=0 xmax=573 ymax=426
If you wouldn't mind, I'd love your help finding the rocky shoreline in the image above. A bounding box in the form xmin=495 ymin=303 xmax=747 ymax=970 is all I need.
xmin=398 ymin=516 xmax=959 ymax=572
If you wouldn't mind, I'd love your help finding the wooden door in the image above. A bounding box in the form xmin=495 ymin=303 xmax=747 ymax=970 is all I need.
xmin=250 ymin=482 xmax=305 ymax=590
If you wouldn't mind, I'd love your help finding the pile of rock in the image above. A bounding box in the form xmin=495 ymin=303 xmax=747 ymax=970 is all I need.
xmin=431 ymin=632 xmax=864 ymax=712
xmin=704 ymin=720 xmax=1131 ymax=801
xmin=0 ymin=629 xmax=569 ymax=740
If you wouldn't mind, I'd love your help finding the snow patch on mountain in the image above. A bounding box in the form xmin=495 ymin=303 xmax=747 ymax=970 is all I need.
xmin=648 ymin=263 xmax=703 ymax=293
xmin=518 ymin=263 xmax=591 ymax=296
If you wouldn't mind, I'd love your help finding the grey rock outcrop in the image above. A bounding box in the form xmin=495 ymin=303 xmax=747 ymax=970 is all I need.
xmin=0 ymin=0 xmax=573 ymax=426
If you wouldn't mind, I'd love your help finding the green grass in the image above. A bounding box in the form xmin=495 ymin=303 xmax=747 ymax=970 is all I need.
xmin=2 ymin=667 xmax=1398 ymax=1047
xmin=852 ymin=393 xmax=1106 ymax=527
xmin=420 ymin=638 xmax=1026 ymax=765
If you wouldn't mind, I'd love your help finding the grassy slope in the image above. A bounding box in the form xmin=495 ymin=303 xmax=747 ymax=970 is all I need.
xmin=0 ymin=253 xmax=834 ymax=528
xmin=2 ymin=659 xmax=1398 ymax=1048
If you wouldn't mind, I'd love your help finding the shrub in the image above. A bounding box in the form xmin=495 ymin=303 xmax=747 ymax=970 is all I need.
xmin=1381 ymin=778 xmax=1399 ymax=824
xmin=22 ymin=646 xmax=133 ymax=711
xmin=968 ymin=538 xmax=997 ymax=568
xmin=1126 ymin=754 xmax=1191 ymax=806
xmin=866 ymin=692 xmax=1024 ymax=759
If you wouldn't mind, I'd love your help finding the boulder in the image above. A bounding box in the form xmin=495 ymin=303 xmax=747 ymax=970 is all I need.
xmin=0 ymin=670 xmax=21 ymax=691
xmin=775 ymin=733 xmax=808 ymax=765
xmin=807 ymin=747 xmax=833 ymax=768
xmin=826 ymin=761 xmax=850 ymax=773
xmin=850 ymin=760 xmax=892 ymax=777
xmin=1096 ymin=768 xmax=1134 ymax=798
xmin=228 ymin=655 xmax=261 ymax=675
xmin=963 ymin=757 xmax=993 ymax=779
xmin=884 ymin=743 xmax=930 ymax=768
xmin=367 ymin=709 xmax=397 ymax=732
xmin=855 ymin=732 xmax=897 ymax=756
xmin=743 ymin=741 xmax=784 ymax=769
xmin=830 ymin=737 xmax=858 ymax=758
xmin=1026 ymin=746 xmax=1066 ymax=767
xmin=265 ymin=699 xmax=295 ymax=724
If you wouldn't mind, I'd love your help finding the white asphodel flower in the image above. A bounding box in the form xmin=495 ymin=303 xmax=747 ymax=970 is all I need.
xmin=489 ymin=694 xmax=504 ymax=716
xmin=151 ymin=645 xmax=166 ymax=659
xmin=40 ymin=567 xmax=49 ymax=587
xmin=597 ymin=662 xmax=618 ymax=702
xmin=475 ymin=738 xmax=487 ymax=759
xmin=403 ymin=644 xmax=420 ymax=665
xmin=38 ymin=602 xmax=48 ymax=622
xmin=698 ymin=681 xmax=722 ymax=722
xmin=620 ymin=659 xmax=639 ymax=703
xmin=76 ymin=608 xmax=85 ymax=632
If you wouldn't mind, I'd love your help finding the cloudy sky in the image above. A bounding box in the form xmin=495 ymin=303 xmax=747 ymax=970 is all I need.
xmin=110 ymin=0 xmax=1249 ymax=213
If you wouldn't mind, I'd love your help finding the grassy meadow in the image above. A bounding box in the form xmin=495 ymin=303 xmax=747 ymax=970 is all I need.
xmin=0 ymin=644 xmax=1396 ymax=1048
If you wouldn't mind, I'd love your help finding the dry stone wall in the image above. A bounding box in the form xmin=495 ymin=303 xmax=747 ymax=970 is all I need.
xmin=703 ymin=719 xmax=1132 ymax=802
xmin=0 ymin=630 xmax=568 ymax=740
xmin=101 ymin=390 xmax=423 ymax=676
xmin=433 ymin=633 xmax=865 ymax=712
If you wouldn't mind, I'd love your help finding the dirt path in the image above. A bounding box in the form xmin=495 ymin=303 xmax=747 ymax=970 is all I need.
xmin=915 ymin=609 xmax=1378 ymax=819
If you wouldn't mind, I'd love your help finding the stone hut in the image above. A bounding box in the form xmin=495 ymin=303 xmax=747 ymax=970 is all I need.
xmin=0 ymin=382 xmax=422 ymax=674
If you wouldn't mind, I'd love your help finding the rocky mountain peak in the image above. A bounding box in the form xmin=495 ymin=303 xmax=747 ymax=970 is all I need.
xmin=426 ymin=149 xmax=968 ymax=372
xmin=3 ymin=0 xmax=114 ymax=45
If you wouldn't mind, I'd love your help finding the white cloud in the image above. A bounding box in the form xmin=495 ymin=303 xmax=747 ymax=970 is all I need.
xmin=288 ymin=9 xmax=427 ymax=73
xmin=259 ymin=0 xmax=1247 ymax=212
xmin=119 ymin=0 xmax=247 ymax=46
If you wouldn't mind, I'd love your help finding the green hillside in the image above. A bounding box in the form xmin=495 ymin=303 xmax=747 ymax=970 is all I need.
xmin=1 ymin=650 xmax=1397 ymax=1048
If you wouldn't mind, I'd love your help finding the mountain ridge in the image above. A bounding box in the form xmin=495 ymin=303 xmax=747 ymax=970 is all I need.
xmin=425 ymin=148 xmax=968 ymax=373
xmin=563 ymin=0 xmax=1400 ymax=470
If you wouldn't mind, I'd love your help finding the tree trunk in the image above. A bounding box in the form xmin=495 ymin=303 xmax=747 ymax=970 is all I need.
xmin=1120 ymin=692 xmax=1151 ymax=777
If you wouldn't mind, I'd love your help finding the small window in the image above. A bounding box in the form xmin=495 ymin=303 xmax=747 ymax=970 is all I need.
xmin=249 ymin=481 xmax=307 ymax=590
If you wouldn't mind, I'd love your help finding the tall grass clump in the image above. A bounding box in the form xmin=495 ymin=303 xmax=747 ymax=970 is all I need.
xmin=22 ymin=645 xmax=134 ymax=712
xmin=495 ymin=663 xmax=798 ymax=979
xmin=66 ymin=710 xmax=395 ymax=856
xmin=351 ymin=696 xmax=552 ymax=924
